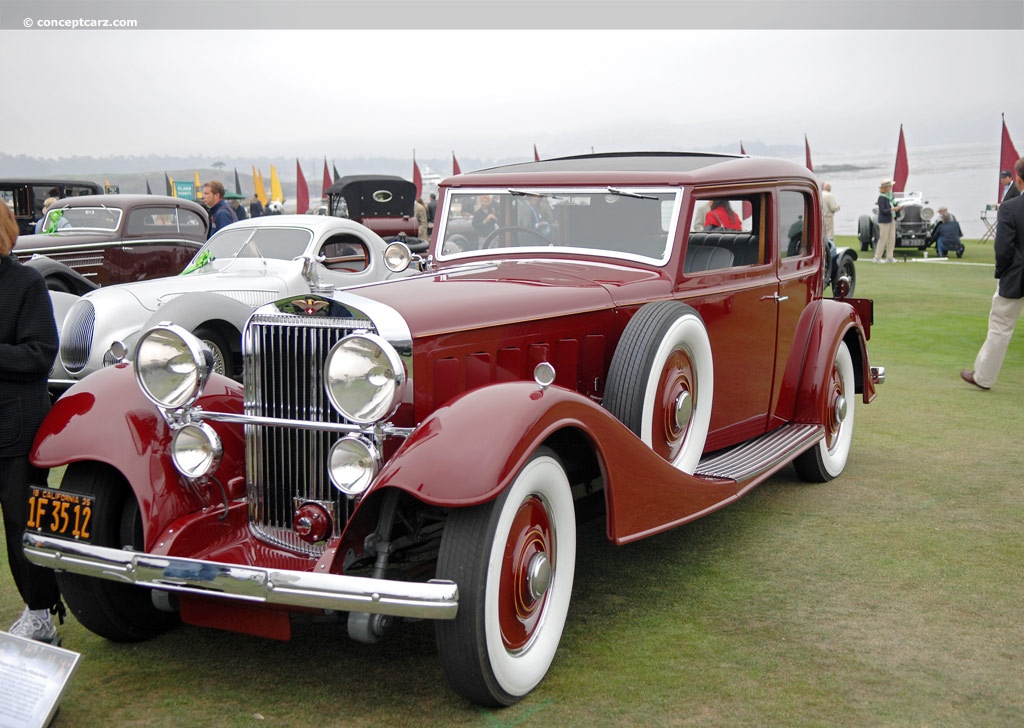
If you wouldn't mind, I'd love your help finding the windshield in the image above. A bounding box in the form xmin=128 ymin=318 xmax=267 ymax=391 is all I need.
xmin=437 ymin=187 xmax=681 ymax=263
xmin=55 ymin=206 xmax=123 ymax=231
xmin=196 ymin=226 xmax=313 ymax=265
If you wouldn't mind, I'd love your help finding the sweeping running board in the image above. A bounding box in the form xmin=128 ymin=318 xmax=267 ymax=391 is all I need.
xmin=695 ymin=423 xmax=824 ymax=482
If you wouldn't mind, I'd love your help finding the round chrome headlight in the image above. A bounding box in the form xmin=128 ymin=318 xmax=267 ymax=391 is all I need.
xmin=920 ymin=206 xmax=935 ymax=222
xmin=171 ymin=422 xmax=223 ymax=479
xmin=324 ymin=333 xmax=405 ymax=424
xmin=134 ymin=324 xmax=212 ymax=409
xmin=383 ymin=242 xmax=412 ymax=272
xmin=328 ymin=436 xmax=380 ymax=496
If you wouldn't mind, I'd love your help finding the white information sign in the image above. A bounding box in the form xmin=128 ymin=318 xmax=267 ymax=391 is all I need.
xmin=0 ymin=631 xmax=81 ymax=728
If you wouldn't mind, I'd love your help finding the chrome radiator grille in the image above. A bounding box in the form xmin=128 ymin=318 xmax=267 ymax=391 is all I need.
xmin=243 ymin=313 xmax=373 ymax=555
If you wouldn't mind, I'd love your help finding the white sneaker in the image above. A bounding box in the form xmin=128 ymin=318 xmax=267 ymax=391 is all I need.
xmin=9 ymin=606 xmax=60 ymax=645
xmin=887 ymin=258 xmax=896 ymax=263
xmin=873 ymin=258 xmax=884 ymax=264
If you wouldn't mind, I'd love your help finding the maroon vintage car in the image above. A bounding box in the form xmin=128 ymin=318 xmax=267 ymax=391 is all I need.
xmin=14 ymin=194 xmax=208 ymax=292
xmin=25 ymin=152 xmax=881 ymax=706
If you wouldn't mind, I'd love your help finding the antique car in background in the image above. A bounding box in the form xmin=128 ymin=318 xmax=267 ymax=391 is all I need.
xmin=26 ymin=153 xmax=882 ymax=707
xmin=857 ymin=190 xmax=935 ymax=252
xmin=15 ymin=194 xmax=208 ymax=291
xmin=325 ymin=174 xmax=423 ymax=242
xmin=52 ymin=215 xmax=421 ymax=386
xmin=0 ymin=177 xmax=102 ymax=235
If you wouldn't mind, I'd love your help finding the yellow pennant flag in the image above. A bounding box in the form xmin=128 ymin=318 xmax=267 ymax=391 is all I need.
xmin=256 ymin=169 xmax=268 ymax=206
xmin=194 ymin=171 xmax=202 ymax=200
xmin=270 ymin=164 xmax=283 ymax=204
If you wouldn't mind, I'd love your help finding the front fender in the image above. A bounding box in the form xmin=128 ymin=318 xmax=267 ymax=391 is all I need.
xmin=140 ymin=291 xmax=255 ymax=336
xmin=25 ymin=255 xmax=98 ymax=295
xmin=30 ymin=364 xmax=246 ymax=551
xmin=348 ymin=381 xmax=739 ymax=549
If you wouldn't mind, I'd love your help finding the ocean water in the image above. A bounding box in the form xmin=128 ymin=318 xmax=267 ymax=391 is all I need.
xmin=809 ymin=141 xmax=1002 ymax=240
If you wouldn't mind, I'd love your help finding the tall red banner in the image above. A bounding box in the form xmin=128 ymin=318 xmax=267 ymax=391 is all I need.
xmin=295 ymin=160 xmax=309 ymax=215
xmin=1000 ymin=114 xmax=1019 ymax=200
xmin=893 ymin=125 xmax=909 ymax=194
xmin=804 ymin=134 xmax=813 ymax=172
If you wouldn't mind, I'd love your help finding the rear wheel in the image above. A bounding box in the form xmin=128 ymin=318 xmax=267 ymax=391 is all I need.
xmin=55 ymin=462 xmax=179 ymax=642
xmin=794 ymin=342 xmax=855 ymax=482
xmin=435 ymin=447 xmax=576 ymax=706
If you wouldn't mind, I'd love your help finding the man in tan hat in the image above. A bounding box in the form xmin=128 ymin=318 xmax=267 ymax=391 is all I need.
xmin=874 ymin=179 xmax=901 ymax=263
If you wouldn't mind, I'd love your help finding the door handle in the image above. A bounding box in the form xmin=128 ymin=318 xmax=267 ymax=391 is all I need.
xmin=759 ymin=293 xmax=789 ymax=303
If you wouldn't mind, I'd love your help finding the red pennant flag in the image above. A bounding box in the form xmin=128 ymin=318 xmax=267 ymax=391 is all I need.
xmin=893 ymin=124 xmax=909 ymax=194
xmin=322 ymin=158 xmax=332 ymax=199
xmin=413 ymin=156 xmax=422 ymax=198
xmin=804 ymin=134 xmax=813 ymax=172
xmin=533 ymin=144 xmax=540 ymax=162
xmin=452 ymin=152 xmax=461 ymax=176
xmin=740 ymin=140 xmax=746 ymax=155
xmin=296 ymin=159 xmax=309 ymax=215
xmin=1000 ymin=114 xmax=1019 ymax=201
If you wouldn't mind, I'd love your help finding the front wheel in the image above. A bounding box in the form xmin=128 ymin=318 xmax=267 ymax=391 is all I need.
xmin=55 ymin=462 xmax=179 ymax=642
xmin=435 ymin=447 xmax=576 ymax=706
xmin=794 ymin=341 xmax=856 ymax=482
xmin=193 ymin=325 xmax=234 ymax=378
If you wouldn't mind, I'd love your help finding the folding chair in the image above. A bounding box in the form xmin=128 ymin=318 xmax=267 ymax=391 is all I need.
xmin=979 ymin=205 xmax=998 ymax=244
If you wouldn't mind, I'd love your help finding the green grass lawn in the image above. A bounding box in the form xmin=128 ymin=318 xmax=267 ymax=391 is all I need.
xmin=3 ymin=237 xmax=1022 ymax=726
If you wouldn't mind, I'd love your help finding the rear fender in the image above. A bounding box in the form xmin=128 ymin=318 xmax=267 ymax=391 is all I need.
xmin=30 ymin=364 xmax=246 ymax=551
xmin=333 ymin=381 xmax=741 ymax=568
xmin=791 ymin=299 xmax=875 ymax=426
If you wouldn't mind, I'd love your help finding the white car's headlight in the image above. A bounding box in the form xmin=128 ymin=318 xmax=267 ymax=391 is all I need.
xmin=328 ymin=436 xmax=380 ymax=496
xmin=171 ymin=422 xmax=223 ymax=479
xmin=134 ymin=324 xmax=212 ymax=409
xmin=324 ymin=333 xmax=405 ymax=424
xmin=920 ymin=206 xmax=935 ymax=222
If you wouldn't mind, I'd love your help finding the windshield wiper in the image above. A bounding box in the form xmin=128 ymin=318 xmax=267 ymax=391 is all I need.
xmin=606 ymin=187 xmax=658 ymax=200
xmin=507 ymin=188 xmax=565 ymax=200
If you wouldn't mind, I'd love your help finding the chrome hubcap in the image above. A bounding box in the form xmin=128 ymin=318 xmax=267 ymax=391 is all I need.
xmin=527 ymin=552 xmax=551 ymax=601
xmin=674 ymin=391 xmax=693 ymax=431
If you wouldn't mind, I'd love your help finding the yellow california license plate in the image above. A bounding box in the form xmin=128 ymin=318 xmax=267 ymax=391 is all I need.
xmin=27 ymin=487 xmax=93 ymax=541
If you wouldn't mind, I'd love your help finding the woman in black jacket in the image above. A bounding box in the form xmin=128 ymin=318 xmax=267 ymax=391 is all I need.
xmin=0 ymin=202 xmax=63 ymax=644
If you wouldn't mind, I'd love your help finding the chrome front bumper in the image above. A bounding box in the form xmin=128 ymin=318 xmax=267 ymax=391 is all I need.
xmin=23 ymin=533 xmax=458 ymax=620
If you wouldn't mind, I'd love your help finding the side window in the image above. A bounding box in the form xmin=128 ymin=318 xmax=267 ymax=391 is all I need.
xmin=320 ymin=235 xmax=369 ymax=272
xmin=684 ymin=194 xmax=764 ymax=273
xmin=779 ymin=190 xmax=811 ymax=259
xmin=690 ymin=197 xmax=754 ymax=234
xmin=178 ymin=209 xmax=205 ymax=230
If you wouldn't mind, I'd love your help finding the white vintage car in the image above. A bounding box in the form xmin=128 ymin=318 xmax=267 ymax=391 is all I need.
xmin=54 ymin=215 xmax=422 ymax=385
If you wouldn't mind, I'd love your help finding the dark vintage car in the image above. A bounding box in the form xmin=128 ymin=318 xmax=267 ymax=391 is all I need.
xmin=325 ymin=174 xmax=422 ymax=240
xmin=857 ymin=191 xmax=936 ymax=252
xmin=14 ymin=194 xmax=209 ymax=292
xmin=0 ymin=177 xmax=102 ymax=235
xmin=25 ymin=153 xmax=882 ymax=707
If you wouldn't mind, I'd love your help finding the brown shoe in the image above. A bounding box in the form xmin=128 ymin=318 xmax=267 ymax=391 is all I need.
xmin=960 ymin=369 xmax=990 ymax=390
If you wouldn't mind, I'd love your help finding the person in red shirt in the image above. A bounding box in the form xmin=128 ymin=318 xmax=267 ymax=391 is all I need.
xmin=704 ymin=199 xmax=741 ymax=231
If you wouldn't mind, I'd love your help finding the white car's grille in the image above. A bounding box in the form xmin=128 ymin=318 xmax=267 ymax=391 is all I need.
xmin=60 ymin=299 xmax=95 ymax=373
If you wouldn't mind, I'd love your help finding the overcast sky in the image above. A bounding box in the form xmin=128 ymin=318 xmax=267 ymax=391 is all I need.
xmin=3 ymin=27 xmax=1022 ymax=163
